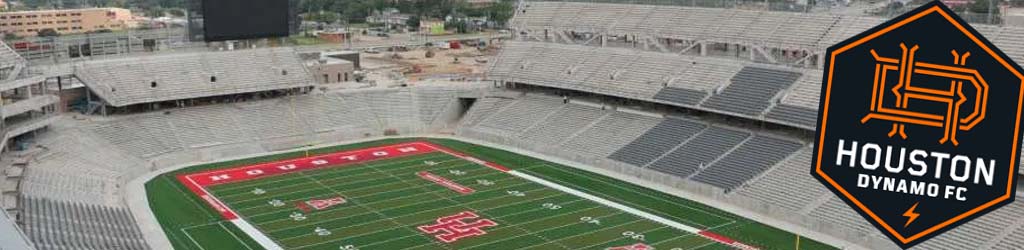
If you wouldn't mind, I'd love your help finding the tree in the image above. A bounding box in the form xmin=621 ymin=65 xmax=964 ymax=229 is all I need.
xmin=487 ymin=0 xmax=515 ymax=26
xmin=446 ymin=20 xmax=467 ymax=33
xmin=3 ymin=33 xmax=21 ymax=41
xmin=37 ymin=28 xmax=59 ymax=37
xmin=406 ymin=15 xmax=421 ymax=28
xmin=166 ymin=8 xmax=185 ymax=17
xmin=145 ymin=7 xmax=165 ymax=17
xmin=305 ymin=12 xmax=341 ymax=23
xmin=969 ymin=0 xmax=999 ymax=14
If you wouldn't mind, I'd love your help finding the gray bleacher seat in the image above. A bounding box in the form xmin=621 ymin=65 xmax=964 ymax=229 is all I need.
xmin=559 ymin=111 xmax=661 ymax=158
xmin=652 ymin=87 xmax=707 ymax=106
xmin=20 ymin=196 xmax=149 ymax=250
xmin=608 ymin=118 xmax=706 ymax=166
xmin=76 ymin=48 xmax=313 ymax=107
xmin=690 ymin=135 xmax=803 ymax=191
xmin=701 ymin=66 xmax=802 ymax=116
xmin=476 ymin=95 xmax=563 ymax=136
xmin=460 ymin=97 xmax=517 ymax=127
xmin=765 ymin=104 xmax=819 ymax=128
xmin=646 ymin=126 xmax=748 ymax=178
xmin=733 ymin=147 xmax=829 ymax=212
xmin=519 ymin=104 xmax=606 ymax=146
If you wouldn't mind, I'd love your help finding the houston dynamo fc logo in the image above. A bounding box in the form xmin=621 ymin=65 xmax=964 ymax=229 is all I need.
xmin=812 ymin=1 xmax=1024 ymax=248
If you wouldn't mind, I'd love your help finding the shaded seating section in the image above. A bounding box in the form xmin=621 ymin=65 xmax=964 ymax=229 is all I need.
xmin=607 ymin=118 xmax=706 ymax=166
xmin=701 ymin=66 xmax=802 ymax=116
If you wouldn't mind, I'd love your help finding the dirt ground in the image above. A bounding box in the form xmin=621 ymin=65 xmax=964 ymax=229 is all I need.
xmin=360 ymin=45 xmax=499 ymax=82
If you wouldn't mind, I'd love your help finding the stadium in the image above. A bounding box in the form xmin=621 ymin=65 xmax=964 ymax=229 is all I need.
xmin=0 ymin=0 xmax=1021 ymax=250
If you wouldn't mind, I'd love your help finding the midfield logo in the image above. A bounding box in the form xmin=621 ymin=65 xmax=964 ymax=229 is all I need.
xmin=812 ymin=1 xmax=1023 ymax=248
xmin=417 ymin=211 xmax=497 ymax=243
xmin=296 ymin=196 xmax=347 ymax=212
xmin=606 ymin=243 xmax=653 ymax=250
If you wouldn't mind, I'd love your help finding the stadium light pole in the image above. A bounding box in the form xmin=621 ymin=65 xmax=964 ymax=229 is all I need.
xmin=988 ymin=0 xmax=995 ymax=24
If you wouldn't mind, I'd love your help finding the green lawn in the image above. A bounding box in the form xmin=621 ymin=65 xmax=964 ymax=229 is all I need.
xmin=146 ymin=138 xmax=835 ymax=250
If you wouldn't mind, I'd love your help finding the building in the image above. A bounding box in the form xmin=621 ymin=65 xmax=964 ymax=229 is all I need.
xmin=0 ymin=8 xmax=136 ymax=37
xmin=1005 ymin=6 xmax=1024 ymax=27
xmin=316 ymin=29 xmax=352 ymax=43
xmin=466 ymin=0 xmax=497 ymax=8
xmin=309 ymin=56 xmax=355 ymax=84
xmin=419 ymin=19 xmax=445 ymax=35
xmin=367 ymin=8 xmax=412 ymax=30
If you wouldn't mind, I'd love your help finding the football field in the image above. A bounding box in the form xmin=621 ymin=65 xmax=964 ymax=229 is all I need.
xmin=150 ymin=139 xmax=836 ymax=250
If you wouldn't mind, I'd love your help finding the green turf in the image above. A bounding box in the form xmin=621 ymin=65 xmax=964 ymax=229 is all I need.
xmin=146 ymin=138 xmax=837 ymax=250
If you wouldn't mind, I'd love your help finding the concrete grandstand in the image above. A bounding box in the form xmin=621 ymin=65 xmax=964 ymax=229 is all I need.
xmin=0 ymin=1 xmax=1020 ymax=250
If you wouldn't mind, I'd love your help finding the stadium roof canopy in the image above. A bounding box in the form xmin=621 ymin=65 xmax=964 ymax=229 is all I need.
xmin=75 ymin=48 xmax=314 ymax=107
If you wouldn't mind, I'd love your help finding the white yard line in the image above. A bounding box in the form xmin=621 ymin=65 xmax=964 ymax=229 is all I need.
xmin=181 ymin=228 xmax=207 ymax=250
xmin=219 ymin=222 xmax=256 ymax=250
xmin=278 ymin=190 xmax=569 ymax=243
xmin=197 ymin=142 xmax=743 ymax=250
xmin=213 ymin=156 xmax=462 ymax=197
xmin=256 ymin=176 xmax=533 ymax=227
xmin=688 ymin=241 xmax=719 ymax=250
xmin=533 ymin=164 xmax=734 ymax=226
xmin=368 ymin=161 xmax=573 ymax=250
xmin=647 ymin=233 xmax=697 ymax=246
xmin=576 ymin=225 xmax=670 ymax=250
xmin=461 ymin=211 xmax=627 ymax=250
xmin=509 ymin=170 xmax=704 ymax=234
xmin=318 ymin=198 xmax=604 ymax=250
xmin=166 ymin=175 xmax=219 ymax=219
xmin=229 ymin=218 xmax=284 ymax=250
xmin=216 ymin=158 xmax=464 ymax=200
xmin=180 ymin=221 xmax=222 ymax=231
xmin=305 ymin=199 xmax=594 ymax=250
xmin=224 ymin=162 xmax=481 ymax=207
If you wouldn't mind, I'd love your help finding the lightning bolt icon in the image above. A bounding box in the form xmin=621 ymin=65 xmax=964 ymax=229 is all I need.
xmin=903 ymin=202 xmax=921 ymax=227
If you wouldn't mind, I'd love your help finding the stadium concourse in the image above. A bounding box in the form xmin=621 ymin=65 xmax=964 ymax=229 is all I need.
xmin=0 ymin=1 xmax=1020 ymax=250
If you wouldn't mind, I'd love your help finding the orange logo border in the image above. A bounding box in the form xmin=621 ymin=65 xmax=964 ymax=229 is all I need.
xmin=814 ymin=4 xmax=1024 ymax=245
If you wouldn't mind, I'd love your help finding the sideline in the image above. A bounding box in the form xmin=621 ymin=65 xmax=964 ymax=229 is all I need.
xmin=124 ymin=134 xmax=866 ymax=250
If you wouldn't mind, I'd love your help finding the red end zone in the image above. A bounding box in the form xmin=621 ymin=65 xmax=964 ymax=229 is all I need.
xmin=177 ymin=141 xmax=512 ymax=220
xmin=698 ymin=231 xmax=760 ymax=250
